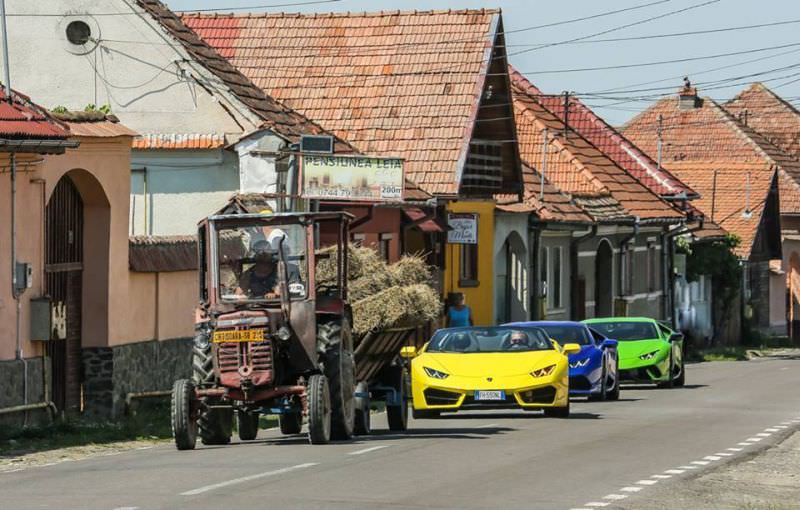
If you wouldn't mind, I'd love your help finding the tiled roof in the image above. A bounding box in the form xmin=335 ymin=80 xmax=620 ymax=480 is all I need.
xmin=136 ymin=0 xmax=355 ymax=152
xmin=0 ymin=87 xmax=68 ymax=140
xmin=132 ymin=133 xmax=226 ymax=149
xmin=50 ymin=111 xmax=138 ymax=138
xmin=129 ymin=235 xmax=197 ymax=272
xmin=509 ymin=67 xmax=696 ymax=200
xmin=182 ymin=9 xmax=502 ymax=195
xmin=725 ymin=83 xmax=800 ymax=159
xmin=496 ymin=163 xmax=592 ymax=223
xmin=622 ymin=92 xmax=792 ymax=256
xmin=511 ymin=74 xmax=681 ymax=223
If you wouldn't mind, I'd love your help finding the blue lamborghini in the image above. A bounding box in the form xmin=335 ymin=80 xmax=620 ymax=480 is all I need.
xmin=505 ymin=321 xmax=620 ymax=401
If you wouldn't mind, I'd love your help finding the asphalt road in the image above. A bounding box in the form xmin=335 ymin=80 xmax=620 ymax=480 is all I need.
xmin=3 ymin=357 xmax=800 ymax=510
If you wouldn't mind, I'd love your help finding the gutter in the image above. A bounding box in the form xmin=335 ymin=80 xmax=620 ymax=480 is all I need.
xmin=0 ymin=138 xmax=78 ymax=154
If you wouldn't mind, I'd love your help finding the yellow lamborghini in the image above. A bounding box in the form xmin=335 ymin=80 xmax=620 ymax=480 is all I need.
xmin=407 ymin=326 xmax=580 ymax=418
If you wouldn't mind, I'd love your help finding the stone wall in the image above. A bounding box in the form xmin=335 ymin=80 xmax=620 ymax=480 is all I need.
xmin=0 ymin=357 xmax=47 ymax=427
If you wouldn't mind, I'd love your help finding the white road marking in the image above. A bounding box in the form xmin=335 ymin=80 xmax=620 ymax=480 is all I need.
xmin=585 ymin=503 xmax=610 ymax=507
xmin=678 ymin=465 xmax=698 ymax=469
xmin=636 ymin=479 xmax=658 ymax=485
xmin=756 ymin=433 xmax=771 ymax=437
xmin=348 ymin=445 xmax=391 ymax=456
xmin=691 ymin=460 xmax=710 ymax=466
xmin=664 ymin=469 xmax=685 ymax=474
xmin=703 ymin=455 xmax=721 ymax=461
xmin=781 ymin=422 xmax=792 ymax=425
xmin=603 ymin=494 xmax=627 ymax=500
xmin=765 ymin=428 xmax=780 ymax=432
xmin=727 ymin=447 xmax=744 ymax=452
xmin=180 ymin=463 xmax=318 ymax=496
xmin=716 ymin=453 xmax=734 ymax=457
xmin=477 ymin=423 xmax=500 ymax=429
xmin=651 ymin=474 xmax=672 ymax=479
xmin=738 ymin=442 xmax=754 ymax=446
xmin=745 ymin=437 xmax=764 ymax=442
xmin=113 ymin=507 xmax=139 ymax=510
xmin=775 ymin=425 xmax=789 ymax=429
xmin=620 ymin=487 xmax=643 ymax=493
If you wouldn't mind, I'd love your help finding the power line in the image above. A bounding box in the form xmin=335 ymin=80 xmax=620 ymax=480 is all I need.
xmin=5 ymin=0 xmax=342 ymax=16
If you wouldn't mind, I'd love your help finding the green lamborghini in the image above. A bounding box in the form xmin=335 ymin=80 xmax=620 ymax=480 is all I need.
xmin=582 ymin=317 xmax=685 ymax=388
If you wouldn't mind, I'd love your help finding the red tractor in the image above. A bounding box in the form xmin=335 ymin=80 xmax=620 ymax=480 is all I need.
xmin=171 ymin=211 xmax=357 ymax=447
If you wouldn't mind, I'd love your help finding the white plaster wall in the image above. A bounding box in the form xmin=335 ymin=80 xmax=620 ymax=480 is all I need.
xmin=130 ymin=149 xmax=239 ymax=235
xmin=5 ymin=0 xmax=257 ymax=136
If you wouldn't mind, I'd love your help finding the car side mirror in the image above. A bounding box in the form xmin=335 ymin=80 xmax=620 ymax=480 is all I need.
xmin=400 ymin=345 xmax=418 ymax=359
xmin=562 ymin=343 xmax=582 ymax=355
xmin=669 ymin=333 xmax=684 ymax=342
xmin=601 ymin=339 xmax=618 ymax=349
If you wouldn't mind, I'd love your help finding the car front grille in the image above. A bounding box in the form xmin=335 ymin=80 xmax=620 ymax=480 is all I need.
xmin=519 ymin=386 xmax=557 ymax=404
xmin=423 ymin=388 xmax=461 ymax=406
xmin=216 ymin=333 xmax=273 ymax=387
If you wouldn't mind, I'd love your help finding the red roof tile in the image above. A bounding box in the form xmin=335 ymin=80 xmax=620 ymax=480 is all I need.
xmin=132 ymin=133 xmax=226 ymax=149
xmin=496 ymin=163 xmax=592 ymax=223
xmin=725 ymin=83 xmax=800 ymax=159
xmin=0 ymin=88 xmax=68 ymax=140
xmin=511 ymin=74 xmax=681 ymax=223
xmin=181 ymin=9 xmax=502 ymax=195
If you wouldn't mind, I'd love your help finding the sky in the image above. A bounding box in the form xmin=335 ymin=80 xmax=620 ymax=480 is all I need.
xmin=165 ymin=0 xmax=800 ymax=125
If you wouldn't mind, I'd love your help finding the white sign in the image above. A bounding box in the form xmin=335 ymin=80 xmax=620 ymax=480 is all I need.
xmin=301 ymin=155 xmax=404 ymax=202
xmin=447 ymin=213 xmax=478 ymax=244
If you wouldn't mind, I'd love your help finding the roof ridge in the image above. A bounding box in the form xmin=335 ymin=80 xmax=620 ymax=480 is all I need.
xmin=180 ymin=8 xmax=501 ymax=19
xmin=730 ymin=81 xmax=800 ymax=121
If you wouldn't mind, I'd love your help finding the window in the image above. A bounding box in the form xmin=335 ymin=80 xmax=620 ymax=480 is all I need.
xmin=460 ymin=243 xmax=479 ymax=285
xmin=379 ymin=233 xmax=393 ymax=262
xmin=551 ymin=247 xmax=563 ymax=309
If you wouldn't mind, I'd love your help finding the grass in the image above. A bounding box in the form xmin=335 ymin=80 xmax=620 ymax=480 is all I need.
xmin=687 ymin=335 xmax=799 ymax=363
xmin=0 ymin=401 xmax=173 ymax=457
xmin=699 ymin=347 xmax=750 ymax=362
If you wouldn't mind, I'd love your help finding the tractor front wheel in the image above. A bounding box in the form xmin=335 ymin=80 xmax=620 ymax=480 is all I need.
xmin=237 ymin=410 xmax=260 ymax=441
xmin=307 ymin=374 xmax=331 ymax=444
xmin=279 ymin=412 xmax=303 ymax=435
xmin=171 ymin=379 xmax=197 ymax=450
xmin=200 ymin=406 xmax=233 ymax=445
xmin=321 ymin=321 xmax=355 ymax=440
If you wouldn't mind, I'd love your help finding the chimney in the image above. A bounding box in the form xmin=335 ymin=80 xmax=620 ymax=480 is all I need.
xmin=678 ymin=76 xmax=701 ymax=110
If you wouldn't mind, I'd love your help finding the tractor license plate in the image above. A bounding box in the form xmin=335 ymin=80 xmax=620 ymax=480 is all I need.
xmin=474 ymin=390 xmax=505 ymax=401
xmin=213 ymin=329 xmax=265 ymax=343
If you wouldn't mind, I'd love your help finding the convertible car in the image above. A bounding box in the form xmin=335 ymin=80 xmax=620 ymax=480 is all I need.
xmin=583 ymin=317 xmax=685 ymax=388
xmin=408 ymin=326 xmax=579 ymax=418
xmin=506 ymin=321 xmax=619 ymax=401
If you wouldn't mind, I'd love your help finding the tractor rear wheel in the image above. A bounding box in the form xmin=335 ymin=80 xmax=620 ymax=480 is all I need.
xmin=321 ymin=321 xmax=355 ymax=440
xmin=279 ymin=412 xmax=303 ymax=435
xmin=200 ymin=406 xmax=233 ymax=445
xmin=386 ymin=366 xmax=409 ymax=431
xmin=237 ymin=410 xmax=260 ymax=441
xmin=171 ymin=379 xmax=197 ymax=450
xmin=307 ymin=374 xmax=331 ymax=444
xmin=192 ymin=343 xmax=214 ymax=386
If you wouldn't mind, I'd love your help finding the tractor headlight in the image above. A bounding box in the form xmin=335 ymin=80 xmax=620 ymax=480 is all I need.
xmin=639 ymin=350 xmax=660 ymax=361
xmin=423 ymin=367 xmax=449 ymax=379
xmin=193 ymin=330 xmax=210 ymax=350
xmin=276 ymin=326 xmax=292 ymax=342
xmin=569 ymin=358 xmax=590 ymax=369
xmin=531 ymin=364 xmax=556 ymax=378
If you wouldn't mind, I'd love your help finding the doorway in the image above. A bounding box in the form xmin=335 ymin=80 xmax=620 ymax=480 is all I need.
xmin=595 ymin=240 xmax=613 ymax=317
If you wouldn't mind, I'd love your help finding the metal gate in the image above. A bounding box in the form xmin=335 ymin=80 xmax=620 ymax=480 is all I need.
xmin=45 ymin=177 xmax=84 ymax=413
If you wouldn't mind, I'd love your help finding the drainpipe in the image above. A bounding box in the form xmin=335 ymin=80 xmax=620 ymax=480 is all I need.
xmin=571 ymin=224 xmax=597 ymax=320
xmin=618 ymin=218 xmax=640 ymax=312
xmin=529 ymin=225 xmax=542 ymax=320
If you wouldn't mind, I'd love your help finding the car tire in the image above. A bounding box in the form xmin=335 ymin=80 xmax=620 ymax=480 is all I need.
xmin=674 ymin=356 xmax=686 ymax=387
xmin=588 ymin=363 xmax=608 ymax=402
xmin=607 ymin=359 xmax=620 ymax=400
xmin=544 ymin=399 xmax=570 ymax=418
xmin=658 ymin=350 xmax=676 ymax=389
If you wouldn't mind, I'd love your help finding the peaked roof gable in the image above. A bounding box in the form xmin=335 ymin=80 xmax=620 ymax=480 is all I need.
xmin=509 ymin=67 xmax=696 ymax=200
xmin=725 ymin=82 xmax=800 ymax=159
xmin=136 ymin=0 xmax=355 ymax=151
xmin=182 ymin=9 xmax=520 ymax=196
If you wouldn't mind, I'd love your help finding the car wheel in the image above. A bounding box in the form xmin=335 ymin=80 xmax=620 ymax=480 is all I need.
xmin=607 ymin=358 xmax=620 ymax=400
xmin=588 ymin=363 xmax=607 ymax=402
xmin=544 ymin=399 xmax=570 ymax=418
xmin=658 ymin=350 xmax=675 ymax=389
xmin=674 ymin=355 xmax=686 ymax=387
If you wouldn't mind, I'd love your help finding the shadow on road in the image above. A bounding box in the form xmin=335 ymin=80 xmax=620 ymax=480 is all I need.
xmin=620 ymin=383 xmax=708 ymax=391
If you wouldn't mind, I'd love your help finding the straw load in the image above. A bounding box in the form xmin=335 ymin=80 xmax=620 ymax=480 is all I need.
xmin=316 ymin=245 xmax=442 ymax=335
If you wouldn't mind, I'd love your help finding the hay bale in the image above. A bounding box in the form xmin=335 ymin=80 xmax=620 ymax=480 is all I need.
xmin=389 ymin=255 xmax=432 ymax=286
xmin=351 ymin=283 xmax=442 ymax=335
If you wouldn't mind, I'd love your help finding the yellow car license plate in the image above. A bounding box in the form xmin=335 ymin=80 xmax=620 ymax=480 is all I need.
xmin=213 ymin=329 xmax=265 ymax=343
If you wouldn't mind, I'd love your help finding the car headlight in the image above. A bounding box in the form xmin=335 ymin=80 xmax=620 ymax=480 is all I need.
xmin=569 ymin=358 xmax=590 ymax=368
xmin=639 ymin=350 xmax=660 ymax=360
xmin=531 ymin=364 xmax=556 ymax=378
xmin=423 ymin=367 xmax=449 ymax=379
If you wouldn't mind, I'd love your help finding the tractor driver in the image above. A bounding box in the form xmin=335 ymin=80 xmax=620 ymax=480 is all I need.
xmin=235 ymin=240 xmax=280 ymax=299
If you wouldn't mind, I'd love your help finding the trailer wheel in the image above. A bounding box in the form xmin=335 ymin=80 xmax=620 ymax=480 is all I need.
xmin=308 ymin=374 xmax=331 ymax=444
xmin=321 ymin=321 xmax=355 ymax=440
xmin=353 ymin=381 xmax=371 ymax=436
xmin=279 ymin=412 xmax=303 ymax=435
xmin=171 ymin=379 xmax=197 ymax=450
xmin=386 ymin=366 xmax=409 ymax=432
xmin=237 ymin=410 xmax=260 ymax=441
xmin=200 ymin=405 xmax=233 ymax=445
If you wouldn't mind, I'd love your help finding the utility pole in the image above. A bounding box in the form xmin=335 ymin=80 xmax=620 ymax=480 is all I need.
xmin=656 ymin=114 xmax=663 ymax=171
xmin=540 ymin=128 xmax=548 ymax=201
xmin=711 ymin=170 xmax=718 ymax=223
xmin=562 ymin=91 xmax=570 ymax=138
xmin=0 ymin=0 xmax=11 ymax=101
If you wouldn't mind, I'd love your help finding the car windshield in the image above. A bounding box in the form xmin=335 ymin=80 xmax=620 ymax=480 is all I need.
xmin=590 ymin=321 xmax=659 ymax=341
xmin=216 ymin=223 xmax=308 ymax=303
xmin=536 ymin=325 xmax=592 ymax=345
xmin=426 ymin=327 xmax=553 ymax=353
